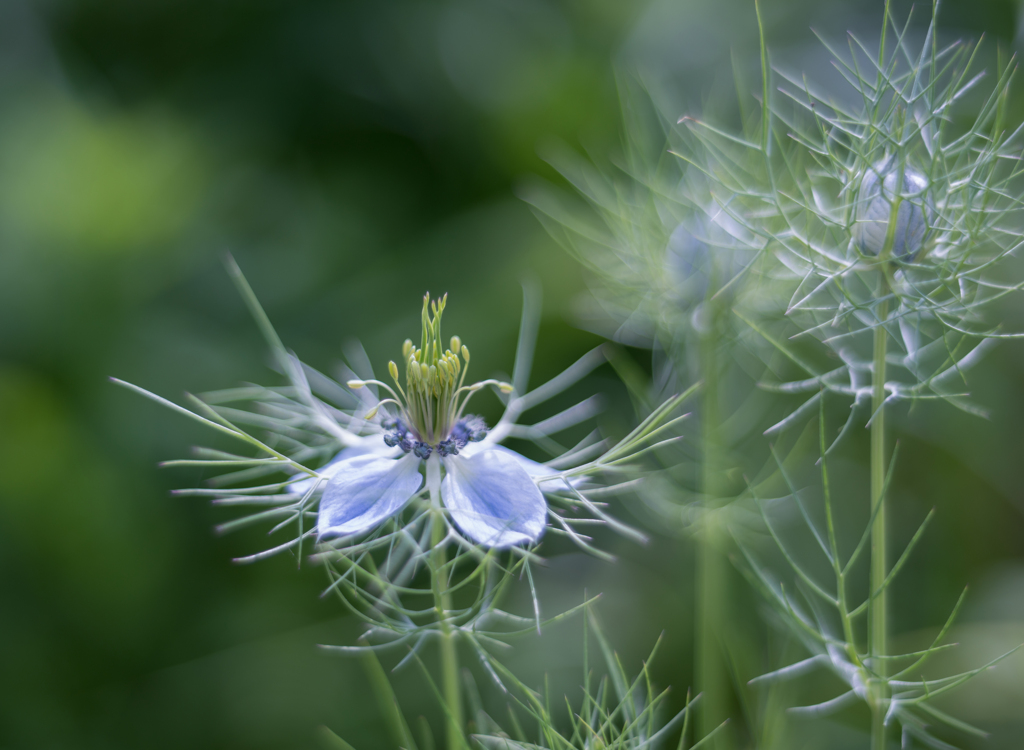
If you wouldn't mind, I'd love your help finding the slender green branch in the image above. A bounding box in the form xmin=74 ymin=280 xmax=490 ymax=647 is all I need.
xmin=427 ymin=455 xmax=464 ymax=750
xmin=870 ymin=297 xmax=891 ymax=750
xmin=696 ymin=288 xmax=731 ymax=747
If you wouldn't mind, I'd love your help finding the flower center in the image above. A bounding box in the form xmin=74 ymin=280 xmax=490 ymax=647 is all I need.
xmin=348 ymin=293 xmax=511 ymax=459
xmin=382 ymin=414 xmax=488 ymax=459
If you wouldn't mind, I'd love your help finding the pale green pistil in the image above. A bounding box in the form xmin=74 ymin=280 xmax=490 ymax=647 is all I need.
xmin=402 ymin=292 xmax=466 ymax=443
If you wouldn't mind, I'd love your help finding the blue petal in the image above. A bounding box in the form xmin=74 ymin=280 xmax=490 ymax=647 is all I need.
xmin=286 ymin=440 xmax=397 ymax=496
xmin=441 ymin=450 xmax=547 ymax=548
xmin=317 ymin=453 xmax=423 ymax=539
xmin=461 ymin=442 xmax=581 ymax=487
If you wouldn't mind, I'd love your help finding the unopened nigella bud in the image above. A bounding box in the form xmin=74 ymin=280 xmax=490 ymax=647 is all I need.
xmin=854 ymin=157 xmax=931 ymax=261
xmin=667 ymin=220 xmax=711 ymax=301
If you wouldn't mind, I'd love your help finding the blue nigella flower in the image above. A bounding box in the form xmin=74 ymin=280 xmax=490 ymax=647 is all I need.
xmin=285 ymin=294 xmax=565 ymax=549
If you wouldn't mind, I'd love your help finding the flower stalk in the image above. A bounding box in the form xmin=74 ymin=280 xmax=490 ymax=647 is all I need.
xmin=427 ymin=454 xmax=465 ymax=750
xmin=696 ymin=292 xmax=730 ymax=745
xmin=869 ymin=297 xmax=890 ymax=750
xmin=868 ymin=148 xmax=901 ymax=747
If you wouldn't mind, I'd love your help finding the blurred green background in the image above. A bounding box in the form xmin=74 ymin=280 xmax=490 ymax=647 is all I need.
xmin=3 ymin=0 xmax=1024 ymax=748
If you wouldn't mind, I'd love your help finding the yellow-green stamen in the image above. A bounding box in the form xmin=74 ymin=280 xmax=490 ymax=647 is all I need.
xmin=365 ymin=293 xmax=512 ymax=455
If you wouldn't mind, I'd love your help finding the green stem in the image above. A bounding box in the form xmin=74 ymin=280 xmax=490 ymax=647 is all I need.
xmin=696 ymin=304 xmax=729 ymax=744
xmin=870 ymin=299 xmax=890 ymax=750
xmin=428 ymin=456 xmax=464 ymax=750
xmin=697 ymin=520 xmax=727 ymax=738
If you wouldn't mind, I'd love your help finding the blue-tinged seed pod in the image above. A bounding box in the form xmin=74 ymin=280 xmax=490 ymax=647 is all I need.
xmin=854 ymin=158 xmax=931 ymax=261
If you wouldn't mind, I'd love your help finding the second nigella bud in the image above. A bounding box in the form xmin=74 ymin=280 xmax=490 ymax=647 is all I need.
xmin=666 ymin=206 xmax=749 ymax=307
